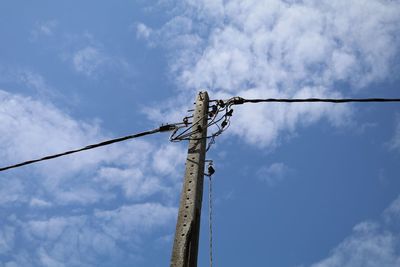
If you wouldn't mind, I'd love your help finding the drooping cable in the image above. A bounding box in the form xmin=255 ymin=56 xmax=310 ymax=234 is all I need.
xmin=170 ymin=96 xmax=400 ymax=150
xmin=170 ymin=114 xmax=208 ymax=142
xmin=0 ymin=124 xmax=178 ymax=172
xmin=171 ymin=100 xmax=234 ymax=147
xmin=227 ymin=97 xmax=400 ymax=105
xmin=169 ymin=96 xmax=400 ymax=147
xmin=208 ymin=174 xmax=213 ymax=267
xmin=205 ymin=161 xmax=215 ymax=267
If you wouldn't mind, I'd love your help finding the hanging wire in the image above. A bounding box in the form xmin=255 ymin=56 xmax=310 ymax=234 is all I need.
xmin=225 ymin=97 xmax=400 ymax=105
xmin=208 ymin=174 xmax=214 ymax=267
xmin=0 ymin=123 xmax=179 ymax=172
xmin=170 ymin=99 xmax=235 ymax=153
xmin=6 ymin=96 xmax=397 ymax=172
xmin=169 ymin=115 xmax=205 ymax=141
xmin=205 ymin=161 xmax=215 ymax=267
xmin=193 ymin=96 xmax=400 ymax=152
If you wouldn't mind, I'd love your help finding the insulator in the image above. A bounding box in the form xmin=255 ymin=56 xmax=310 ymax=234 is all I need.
xmin=221 ymin=121 xmax=227 ymax=128
xmin=208 ymin=165 xmax=215 ymax=176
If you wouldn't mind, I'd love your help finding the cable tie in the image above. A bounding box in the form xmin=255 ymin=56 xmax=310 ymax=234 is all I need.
xmin=205 ymin=160 xmax=215 ymax=177
xmin=209 ymin=105 xmax=218 ymax=117
xmin=221 ymin=121 xmax=228 ymax=128
xmin=183 ymin=117 xmax=189 ymax=126
xmin=217 ymin=100 xmax=225 ymax=108
xmin=159 ymin=124 xmax=177 ymax=132
xmin=232 ymin=97 xmax=245 ymax=105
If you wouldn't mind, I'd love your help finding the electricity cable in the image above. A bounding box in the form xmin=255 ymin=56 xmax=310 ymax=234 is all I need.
xmin=205 ymin=161 xmax=215 ymax=267
xmin=3 ymin=97 xmax=400 ymax=171
xmin=170 ymin=114 xmax=207 ymax=141
xmin=227 ymin=97 xmax=400 ymax=105
xmin=208 ymin=174 xmax=214 ymax=267
xmin=202 ymin=96 xmax=400 ymax=151
xmin=171 ymin=100 xmax=233 ymax=143
xmin=0 ymin=124 xmax=178 ymax=172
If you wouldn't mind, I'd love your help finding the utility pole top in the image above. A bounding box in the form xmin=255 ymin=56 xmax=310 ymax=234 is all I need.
xmin=170 ymin=91 xmax=209 ymax=267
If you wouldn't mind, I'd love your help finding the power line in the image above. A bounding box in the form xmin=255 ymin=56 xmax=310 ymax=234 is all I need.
xmin=171 ymin=99 xmax=233 ymax=147
xmin=207 ymin=164 xmax=214 ymax=267
xmin=199 ymin=96 xmax=400 ymax=153
xmin=2 ymin=97 xmax=400 ymax=173
xmin=227 ymin=97 xmax=400 ymax=105
xmin=0 ymin=124 xmax=178 ymax=172
xmin=173 ymin=97 xmax=400 ymax=152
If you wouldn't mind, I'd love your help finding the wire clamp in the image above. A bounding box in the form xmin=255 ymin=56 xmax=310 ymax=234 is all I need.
xmin=159 ymin=124 xmax=178 ymax=132
xmin=231 ymin=97 xmax=245 ymax=105
xmin=205 ymin=160 xmax=215 ymax=177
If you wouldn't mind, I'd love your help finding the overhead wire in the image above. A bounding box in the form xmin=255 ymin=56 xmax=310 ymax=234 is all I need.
xmin=207 ymin=96 xmax=400 ymax=151
xmin=170 ymin=114 xmax=208 ymax=141
xmin=208 ymin=172 xmax=214 ymax=267
xmin=2 ymin=96 xmax=399 ymax=172
xmin=201 ymin=95 xmax=400 ymax=265
xmin=226 ymin=97 xmax=400 ymax=105
xmin=2 ymin=94 xmax=399 ymax=267
xmin=171 ymin=99 xmax=234 ymax=154
xmin=0 ymin=124 xmax=178 ymax=172
xmin=170 ymin=103 xmax=225 ymax=142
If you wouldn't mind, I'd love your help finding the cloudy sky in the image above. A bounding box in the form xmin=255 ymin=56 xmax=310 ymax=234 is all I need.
xmin=0 ymin=1 xmax=400 ymax=266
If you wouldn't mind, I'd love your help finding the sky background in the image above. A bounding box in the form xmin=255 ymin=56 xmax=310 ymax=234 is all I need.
xmin=0 ymin=1 xmax=400 ymax=266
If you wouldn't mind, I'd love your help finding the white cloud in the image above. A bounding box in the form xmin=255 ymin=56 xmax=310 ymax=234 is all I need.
xmin=27 ymin=217 xmax=80 ymax=241
xmin=68 ymin=43 xmax=136 ymax=79
xmin=0 ymin=89 xmax=185 ymax=264
xmin=388 ymin=115 xmax=400 ymax=152
xmin=72 ymin=46 xmax=105 ymax=77
xmin=57 ymin=33 xmax=137 ymax=79
xmin=310 ymin=196 xmax=400 ymax=267
xmin=257 ymin=162 xmax=292 ymax=186
xmin=38 ymin=248 xmax=65 ymax=267
xmin=0 ymin=179 xmax=26 ymax=205
xmin=136 ymin=23 xmax=153 ymax=40
xmin=141 ymin=0 xmax=400 ymax=147
xmin=1 ymin=203 xmax=176 ymax=266
xmin=0 ymin=89 xmax=101 ymax=175
xmin=29 ymin=198 xmax=52 ymax=208
xmin=31 ymin=20 xmax=58 ymax=40
xmin=152 ymin=144 xmax=186 ymax=177
xmin=0 ymin=226 xmax=15 ymax=254
xmin=0 ymin=67 xmax=60 ymax=99
xmin=95 ymin=203 xmax=176 ymax=240
xmin=384 ymin=195 xmax=400 ymax=223
xmin=17 ymin=71 xmax=50 ymax=94
xmin=96 ymin=167 xmax=163 ymax=199
xmin=0 ymin=89 xmax=186 ymax=204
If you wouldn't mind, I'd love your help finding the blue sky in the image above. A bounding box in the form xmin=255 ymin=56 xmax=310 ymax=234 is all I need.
xmin=0 ymin=1 xmax=400 ymax=266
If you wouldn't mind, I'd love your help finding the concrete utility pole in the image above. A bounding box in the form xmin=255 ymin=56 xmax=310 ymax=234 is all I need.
xmin=170 ymin=91 xmax=209 ymax=267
